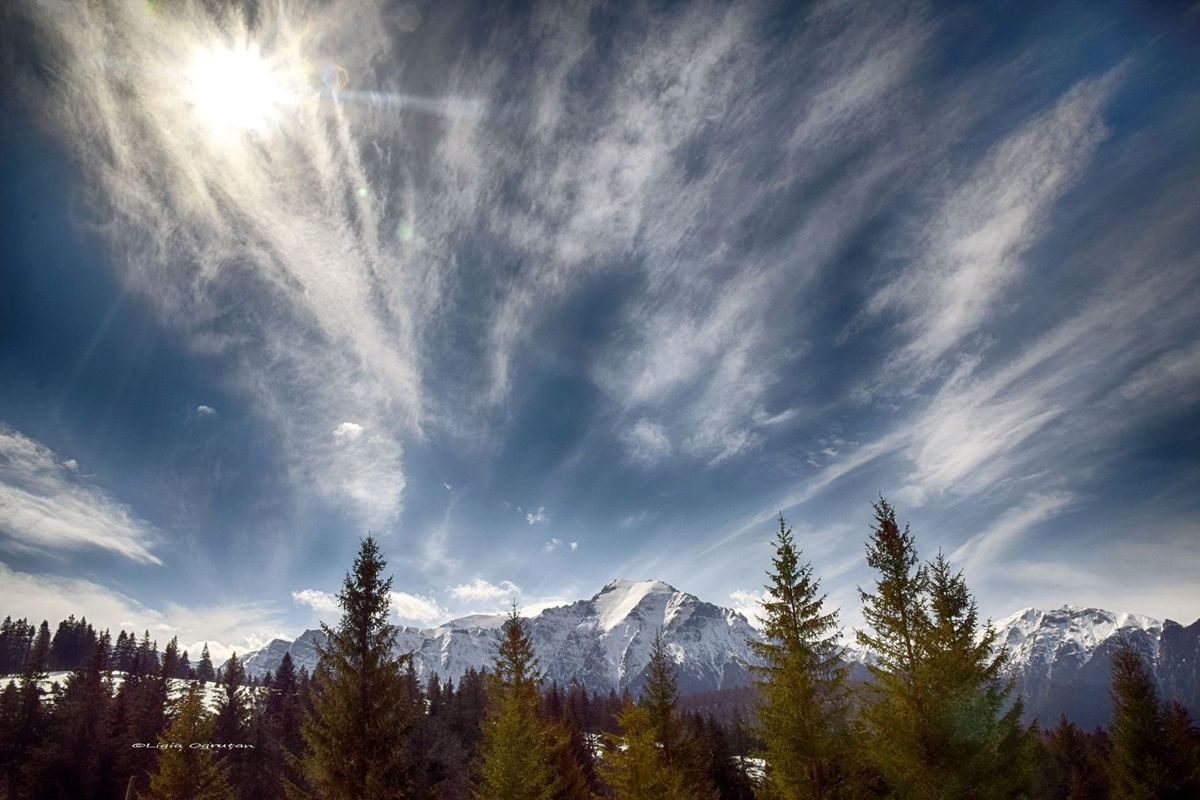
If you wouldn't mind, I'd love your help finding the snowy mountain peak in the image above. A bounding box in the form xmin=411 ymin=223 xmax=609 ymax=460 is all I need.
xmin=995 ymin=605 xmax=1162 ymax=662
xmin=240 ymin=578 xmax=758 ymax=694
xmin=989 ymin=604 xmax=1187 ymax=727
xmin=592 ymin=579 xmax=678 ymax=633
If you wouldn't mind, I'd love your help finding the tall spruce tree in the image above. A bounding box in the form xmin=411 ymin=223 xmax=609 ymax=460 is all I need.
xmin=641 ymin=631 xmax=683 ymax=765
xmin=40 ymin=630 xmax=120 ymax=798
xmin=197 ymin=644 xmax=216 ymax=684
xmin=639 ymin=631 xmax=716 ymax=798
xmin=1 ymin=622 xmax=49 ymax=798
xmin=920 ymin=552 xmax=1031 ymax=798
xmin=295 ymin=534 xmax=417 ymax=799
xmin=0 ymin=617 xmax=34 ymax=675
xmin=855 ymin=498 xmax=931 ymax=797
xmin=750 ymin=514 xmax=848 ymax=799
xmin=214 ymin=651 xmax=249 ymax=743
xmin=1102 ymin=640 xmax=1200 ymax=799
xmin=215 ymin=651 xmax=253 ymax=796
xmin=139 ymin=685 xmax=234 ymax=800
xmin=473 ymin=606 xmax=564 ymax=800
xmin=856 ymin=500 xmax=1032 ymax=798
xmin=603 ymin=703 xmax=692 ymax=800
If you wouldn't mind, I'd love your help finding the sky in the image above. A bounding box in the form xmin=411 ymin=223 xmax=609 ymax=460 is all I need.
xmin=1 ymin=0 xmax=1198 ymax=663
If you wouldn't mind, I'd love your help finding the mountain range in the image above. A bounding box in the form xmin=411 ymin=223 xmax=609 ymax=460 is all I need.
xmin=237 ymin=579 xmax=1200 ymax=727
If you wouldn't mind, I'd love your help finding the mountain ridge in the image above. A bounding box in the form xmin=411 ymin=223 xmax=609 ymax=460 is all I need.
xmin=235 ymin=581 xmax=1200 ymax=726
xmin=242 ymin=578 xmax=759 ymax=695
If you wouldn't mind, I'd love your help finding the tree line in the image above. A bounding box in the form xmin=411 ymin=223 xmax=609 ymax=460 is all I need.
xmin=1 ymin=499 xmax=1198 ymax=798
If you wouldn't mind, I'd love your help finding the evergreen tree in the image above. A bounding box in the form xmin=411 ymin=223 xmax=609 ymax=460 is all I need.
xmin=1160 ymin=701 xmax=1200 ymax=797
xmin=1036 ymin=715 xmax=1110 ymax=800
xmin=474 ymin=606 xmax=565 ymax=800
xmin=640 ymin=631 xmax=716 ymax=798
xmin=855 ymin=500 xmax=1032 ymax=798
xmin=177 ymin=650 xmax=191 ymax=681
xmin=39 ymin=630 xmax=121 ymax=798
xmin=603 ymin=703 xmax=691 ymax=800
xmin=139 ymin=685 xmax=234 ymax=800
xmin=119 ymin=659 xmax=172 ymax=796
xmin=750 ymin=514 xmax=849 ymax=799
xmin=215 ymin=651 xmax=253 ymax=796
xmin=161 ymin=637 xmax=182 ymax=682
xmin=114 ymin=630 xmax=138 ymax=673
xmin=135 ymin=630 xmax=159 ymax=677
xmin=855 ymin=498 xmax=931 ymax=797
xmin=920 ymin=552 xmax=1031 ymax=798
xmin=687 ymin=713 xmax=755 ymax=800
xmin=1 ymin=620 xmax=49 ymax=798
xmin=1109 ymin=638 xmax=1164 ymax=799
xmin=449 ymin=667 xmax=488 ymax=761
xmin=641 ymin=631 xmax=683 ymax=765
xmin=214 ymin=651 xmax=249 ymax=742
xmin=0 ymin=617 xmax=34 ymax=675
xmin=1106 ymin=637 xmax=1200 ymax=799
xmin=196 ymin=644 xmax=215 ymax=684
xmin=295 ymin=534 xmax=418 ymax=799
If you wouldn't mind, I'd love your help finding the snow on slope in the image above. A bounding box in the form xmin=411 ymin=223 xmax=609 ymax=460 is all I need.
xmin=995 ymin=605 xmax=1162 ymax=679
xmin=1 ymin=671 xmax=255 ymax=713
xmin=240 ymin=579 xmax=761 ymax=694
xmin=240 ymin=584 xmax=1180 ymax=713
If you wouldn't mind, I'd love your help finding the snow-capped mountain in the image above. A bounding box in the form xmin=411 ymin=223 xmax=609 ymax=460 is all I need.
xmin=992 ymin=606 xmax=1198 ymax=727
xmin=240 ymin=579 xmax=761 ymax=694
xmin=237 ymin=586 xmax=1200 ymax=726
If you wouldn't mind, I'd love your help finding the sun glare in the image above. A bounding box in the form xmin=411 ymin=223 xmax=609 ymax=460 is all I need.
xmin=185 ymin=43 xmax=294 ymax=137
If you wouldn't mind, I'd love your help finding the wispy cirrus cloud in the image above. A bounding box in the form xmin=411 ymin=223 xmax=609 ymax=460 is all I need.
xmin=868 ymin=70 xmax=1118 ymax=375
xmin=950 ymin=493 xmax=1074 ymax=574
xmin=9 ymin=0 xmax=419 ymax=530
xmin=0 ymin=428 xmax=159 ymax=563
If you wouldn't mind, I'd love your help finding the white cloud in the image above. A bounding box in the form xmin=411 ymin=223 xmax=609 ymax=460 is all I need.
xmin=518 ymin=594 xmax=576 ymax=617
xmin=443 ymin=482 xmax=453 ymax=491
xmin=390 ymin=591 xmax=447 ymax=625
xmin=294 ymin=586 xmax=445 ymax=626
xmin=196 ymin=404 xmax=216 ymax=416
xmin=570 ymin=541 xmax=578 ymax=551
xmin=11 ymin=0 xmax=417 ymax=530
xmin=544 ymin=537 xmax=562 ymax=553
xmin=525 ymin=506 xmax=547 ymax=525
xmin=1118 ymin=339 xmax=1200 ymax=403
xmin=291 ymin=589 xmax=340 ymax=614
xmin=448 ymin=578 xmax=521 ymax=603
xmin=728 ymin=589 xmax=768 ymax=629
xmin=61 ymin=459 xmax=79 ymax=471
xmin=621 ymin=420 xmax=672 ymax=466
xmin=869 ymin=71 xmax=1118 ymax=372
xmin=0 ymin=427 xmax=160 ymax=564
xmin=950 ymin=493 xmax=1074 ymax=575
xmin=333 ymin=422 xmax=364 ymax=441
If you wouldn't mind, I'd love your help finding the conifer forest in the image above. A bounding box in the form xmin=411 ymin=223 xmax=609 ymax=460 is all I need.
xmin=1 ymin=500 xmax=1197 ymax=799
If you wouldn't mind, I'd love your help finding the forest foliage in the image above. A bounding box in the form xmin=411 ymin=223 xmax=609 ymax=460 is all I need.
xmin=1 ymin=508 xmax=1198 ymax=799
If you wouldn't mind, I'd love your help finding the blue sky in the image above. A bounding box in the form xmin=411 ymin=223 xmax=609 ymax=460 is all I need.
xmin=1 ymin=0 xmax=1198 ymax=662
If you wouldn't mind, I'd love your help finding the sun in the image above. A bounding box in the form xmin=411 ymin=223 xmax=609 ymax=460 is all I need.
xmin=184 ymin=43 xmax=294 ymax=137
